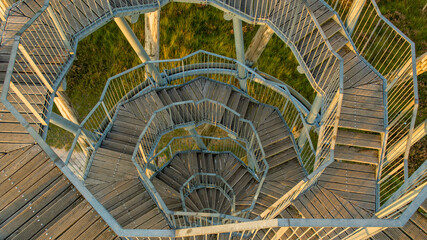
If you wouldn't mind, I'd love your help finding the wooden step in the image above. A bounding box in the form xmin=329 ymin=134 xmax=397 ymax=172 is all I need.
xmin=339 ymin=115 xmax=384 ymax=133
xmin=263 ymin=137 xmax=294 ymax=159
xmin=336 ymin=129 xmax=381 ymax=149
xmin=334 ymin=145 xmax=379 ymax=165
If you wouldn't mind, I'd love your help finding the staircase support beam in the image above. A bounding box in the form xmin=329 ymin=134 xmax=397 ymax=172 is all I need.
xmin=298 ymin=93 xmax=322 ymax=148
xmin=114 ymin=17 xmax=165 ymax=85
xmin=232 ymin=17 xmax=247 ymax=91
xmin=50 ymin=112 xmax=96 ymax=143
xmin=185 ymin=125 xmax=207 ymax=150
xmin=416 ymin=52 xmax=427 ymax=76
xmin=245 ymin=25 xmax=274 ymax=66
xmin=387 ymin=119 xmax=427 ymax=164
xmin=346 ymin=0 xmax=367 ymax=34
xmin=145 ymin=10 xmax=160 ymax=62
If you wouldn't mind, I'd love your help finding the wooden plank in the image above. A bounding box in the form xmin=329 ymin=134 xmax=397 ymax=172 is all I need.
xmin=322 ymin=168 xmax=375 ymax=181
xmin=34 ymin=200 xmax=92 ymax=240
xmin=267 ymin=147 xmax=297 ymax=169
xmin=94 ymin=228 xmax=117 ymax=240
xmin=57 ymin=209 xmax=101 ymax=239
xmin=0 ymin=145 xmax=32 ymax=171
xmin=0 ymin=144 xmax=42 ymax=183
xmin=317 ymin=185 xmax=364 ymax=219
xmin=0 ymin=132 xmax=35 ymax=143
xmin=319 ymin=174 xmax=376 ymax=189
xmin=0 ymin=175 xmax=69 ymax=239
xmin=339 ymin=118 xmax=384 ymax=133
xmin=318 ymin=180 xmax=376 ymax=196
xmin=409 ymin=211 xmax=427 ymax=234
xmin=0 ymin=169 xmax=64 ymax=225
xmin=109 ymin=190 xmax=151 ymax=218
xmin=328 ymin=161 xmax=376 ymax=173
xmin=334 ymin=145 xmax=379 ymax=165
xmin=336 ymin=129 xmax=381 ymax=149
xmin=340 ymin=105 xmax=384 ymax=119
xmin=381 ymin=228 xmax=411 ymax=240
xmin=75 ymin=217 xmax=110 ymax=240
xmin=3 ymin=182 xmax=78 ymax=239
xmin=0 ymin=151 xmax=50 ymax=197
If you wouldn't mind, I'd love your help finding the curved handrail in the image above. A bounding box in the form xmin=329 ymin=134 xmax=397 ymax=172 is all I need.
xmin=180 ymin=173 xmax=236 ymax=213
xmin=131 ymin=98 xmax=267 ymax=177
xmin=149 ymin=135 xmax=250 ymax=175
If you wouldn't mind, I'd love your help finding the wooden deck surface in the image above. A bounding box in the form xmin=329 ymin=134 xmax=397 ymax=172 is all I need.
xmin=0 ymin=144 xmax=118 ymax=240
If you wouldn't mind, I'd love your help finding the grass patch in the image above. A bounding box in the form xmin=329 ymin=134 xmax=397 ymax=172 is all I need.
xmin=377 ymin=0 xmax=427 ymax=174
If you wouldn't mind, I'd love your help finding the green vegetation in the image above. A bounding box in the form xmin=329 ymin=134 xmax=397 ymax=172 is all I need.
xmin=376 ymin=0 xmax=427 ymax=173
xmin=47 ymin=1 xmax=426 ymax=173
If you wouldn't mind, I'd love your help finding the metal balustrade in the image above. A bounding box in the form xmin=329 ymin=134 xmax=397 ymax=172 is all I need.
xmin=149 ymin=135 xmax=250 ymax=176
xmin=321 ymin=0 xmax=419 ymax=210
xmin=1 ymin=0 xmax=342 ymax=172
xmin=132 ymin=99 xmax=267 ymax=178
xmin=0 ymin=0 xmax=425 ymax=238
xmin=259 ymin=158 xmax=333 ymax=220
xmin=61 ymin=51 xmax=316 ymax=180
xmin=129 ymin=98 xmax=269 ymax=220
xmin=180 ymin=173 xmax=236 ymax=215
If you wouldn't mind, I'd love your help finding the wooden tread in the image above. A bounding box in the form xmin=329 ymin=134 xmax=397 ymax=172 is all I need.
xmin=336 ymin=129 xmax=382 ymax=150
xmin=334 ymin=145 xmax=379 ymax=165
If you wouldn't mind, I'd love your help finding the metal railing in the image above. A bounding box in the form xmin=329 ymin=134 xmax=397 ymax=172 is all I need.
xmin=62 ymin=50 xmax=315 ymax=181
xmin=132 ymin=98 xmax=267 ymax=178
xmin=211 ymin=0 xmax=344 ymax=94
xmin=149 ymin=135 xmax=250 ymax=175
xmin=321 ymin=0 xmax=419 ymax=208
xmin=258 ymin=159 xmax=333 ymax=220
xmin=169 ymin=211 xmax=247 ymax=229
xmin=129 ymin=97 xmax=269 ymax=219
xmin=0 ymin=0 xmax=167 ymax=141
xmin=161 ymin=51 xmax=317 ymax=173
xmin=0 ymin=0 xmax=424 ymax=238
xmin=1 ymin=0 xmax=337 ymax=176
xmin=180 ymin=173 xmax=236 ymax=214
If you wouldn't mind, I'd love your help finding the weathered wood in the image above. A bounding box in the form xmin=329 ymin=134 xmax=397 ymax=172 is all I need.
xmin=413 ymin=51 xmax=427 ymax=76
xmin=334 ymin=145 xmax=378 ymax=165
xmin=245 ymin=25 xmax=275 ymax=65
xmin=336 ymin=129 xmax=381 ymax=149
xmin=145 ymin=10 xmax=160 ymax=61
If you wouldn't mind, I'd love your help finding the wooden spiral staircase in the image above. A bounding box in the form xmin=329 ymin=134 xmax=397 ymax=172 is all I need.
xmin=0 ymin=0 xmax=425 ymax=239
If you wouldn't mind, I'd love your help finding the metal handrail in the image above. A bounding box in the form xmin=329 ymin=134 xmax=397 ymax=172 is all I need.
xmin=149 ymin=135 xmax=250 ymax=174
xmin=0 ymin=0 xmax=424 ymax=238
xmin=131 ymin=98 xmax=267 ymax=178
xmin=321 ymin=0 xmax=419 ymax=209
xmin=180 ymin=173 xmax=236 ymax=214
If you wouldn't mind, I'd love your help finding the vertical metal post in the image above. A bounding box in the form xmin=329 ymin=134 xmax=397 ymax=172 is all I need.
xmin=232 ymin=17 xmax=247 ymax=91
xmin=298 ymin=93 xmax=322 ymax=148
xmin=114 ymin=17 xmax=165 ymax=85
